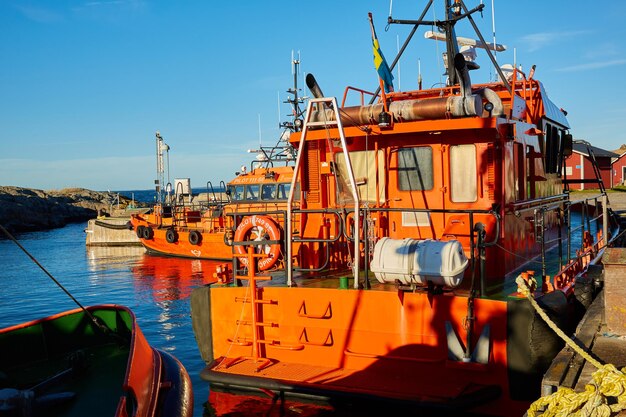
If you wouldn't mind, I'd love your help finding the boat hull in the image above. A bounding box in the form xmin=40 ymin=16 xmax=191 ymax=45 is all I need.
xmin=0 ymin=305 xmax=193 ymax=417
xmin=132 ymin=216 xmax=233 ymax=261
xmin=191 ymin=284 xmax=574 ymax=416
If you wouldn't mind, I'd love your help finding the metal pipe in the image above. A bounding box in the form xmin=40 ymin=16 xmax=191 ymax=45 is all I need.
xmin=328 ymin=96 xmax=362 ymax=289
xmin=306 ymin=74 xmax=325 ymax=100
xmin=310 ymin=94 xmax=482 ymax=127
xmin=286 ymin=101 xmax=313 ymax=286
xmin=603 ymin=194 xmax=608 ymax=245
xmin=558 ymin=208 xmax=563 ymax=270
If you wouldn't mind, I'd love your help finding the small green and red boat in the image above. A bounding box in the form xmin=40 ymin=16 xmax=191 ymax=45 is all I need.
xmin=0 ymin=305 xmax=193 ymax=417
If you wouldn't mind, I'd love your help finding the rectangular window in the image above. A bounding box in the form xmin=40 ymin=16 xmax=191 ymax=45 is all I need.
xmin=245 ymin=184 xmax=259 ymax=201
xmin=397 ymin=147 xmax=433 ymax=191
xmin=261 ymin=184 xmax=277 ymax=201
xmin=277 ymin=183 xmax=290 ymax=200
xmin=334 ymin=150 xmax=386 ymax=204
xmin=229 ymin=185 xmax=245 ymax=201
xmin=450 ymin=144 xmax=477 ymax=202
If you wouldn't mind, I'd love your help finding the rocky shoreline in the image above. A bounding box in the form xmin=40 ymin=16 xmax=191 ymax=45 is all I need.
xmin=0 ymin=186 xmax=137 ymax=234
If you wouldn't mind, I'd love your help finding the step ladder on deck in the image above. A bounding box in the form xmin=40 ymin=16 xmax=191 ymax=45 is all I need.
xmin=285 ymin=97 xmax=361 ymax=288
xmin=563 ymin=140 xmax=607 ymax=194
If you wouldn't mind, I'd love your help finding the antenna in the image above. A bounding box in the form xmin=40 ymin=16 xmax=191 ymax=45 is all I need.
xmin=388 ymin=0 xmax=393 ymax=18
xmin=396 ymin=35 xmax=401 ymax=91
xmin=418 ymin=58 xmax=422 ymax=90
xmin=491 ymin=0 xmax=497 ymax=80
xmin=424 ymin=31 xmax=506 ymax=52
xmin=424 ymin=30 xmax=506 ymax=73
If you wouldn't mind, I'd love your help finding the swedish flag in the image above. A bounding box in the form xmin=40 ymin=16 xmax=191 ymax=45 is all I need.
xmin=369 ymin=13 xmax=394 ymax=93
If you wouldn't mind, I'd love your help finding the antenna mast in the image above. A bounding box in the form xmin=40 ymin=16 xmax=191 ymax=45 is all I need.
xmin=491 ymin=0 xmax=497 ymax=80
xmin=155 ymin=131 xmax=169 ymax=204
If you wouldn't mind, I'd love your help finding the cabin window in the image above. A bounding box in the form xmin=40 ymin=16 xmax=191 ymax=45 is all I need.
xmin=277 ymin=182 xmax=298 ymax=200
xmin=450 ymin=144 xmax=477 ymax=202
xmin=259 ymin=183 xmax=299 ymax=201
xmin=397 ymin=147 xmax=433 ymax=191
xmin=544 ymin=122 xmax=561 ymax=174
xmin=246 ymin=184 xmax=260 ymax=201
xmin=334 ymin=150 xmax=386 ymax=204
xmin=229 ymin=185 xmax=245 ymax=201
xmin=261 ymin=184 xmax=277 ymax=200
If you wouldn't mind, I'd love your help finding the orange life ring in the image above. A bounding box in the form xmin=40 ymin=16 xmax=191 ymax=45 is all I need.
xmin=234 ymin=215 xmax=281 ymax=271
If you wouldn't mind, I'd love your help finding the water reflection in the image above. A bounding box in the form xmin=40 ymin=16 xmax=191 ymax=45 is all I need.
xmin=86 ymin=247 xmax=220 ymax=303
xmin=205 ymin=391 xmax=335 ymax=417
xmin=131 ymin=254 xmax=220 ymax=302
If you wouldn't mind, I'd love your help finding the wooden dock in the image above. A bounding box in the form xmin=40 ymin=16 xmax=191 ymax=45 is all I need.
xmin=542 ymin=248 xmax=626 ymax=397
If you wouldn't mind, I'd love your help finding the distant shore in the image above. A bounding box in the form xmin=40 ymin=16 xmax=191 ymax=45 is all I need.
xmin=0 ymin=186 xmax=136 ymax=234
xmin=1 ymin=186 xmax=624 ymax=235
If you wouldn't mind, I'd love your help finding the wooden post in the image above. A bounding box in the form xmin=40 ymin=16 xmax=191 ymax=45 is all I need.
xmin=602 ymin=248 xmax=626 ymax=335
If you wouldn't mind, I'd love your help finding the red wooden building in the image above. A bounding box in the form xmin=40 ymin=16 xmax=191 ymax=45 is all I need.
xmin=563 ymin=142 xmax=617 ymax=190
xmin=611 ymin=148 xmax=626 ymax=187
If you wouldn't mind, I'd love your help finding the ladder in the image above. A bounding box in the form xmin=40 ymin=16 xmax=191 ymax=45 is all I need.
xmin=285 ymin=97 xmax=361 ymax=288
xmin=563 ymin=140 xmax=607 ymax=193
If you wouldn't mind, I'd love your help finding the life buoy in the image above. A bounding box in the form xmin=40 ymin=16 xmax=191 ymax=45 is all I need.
xmin=142 ymin=226 xmax=154 ymax=240
xmin=234 ymin=215 xmax=281 ymax=271
xmin=166 ymin=228 xmax=178 ymax=243
xmin=189 ymin=230 xmax=202 ymax=245
xmin=136 ymin=225 xmax=145 ymax=238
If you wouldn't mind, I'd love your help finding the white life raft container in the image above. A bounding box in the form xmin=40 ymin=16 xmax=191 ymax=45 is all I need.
xmin=370 ymin=237 xmax=469 ymax=288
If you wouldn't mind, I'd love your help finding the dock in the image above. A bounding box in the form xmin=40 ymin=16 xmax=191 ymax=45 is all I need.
xmin=540 ymin=248 xmax=626 ymax=412
xmin=85 ymin=207 xmax=149 ymax=246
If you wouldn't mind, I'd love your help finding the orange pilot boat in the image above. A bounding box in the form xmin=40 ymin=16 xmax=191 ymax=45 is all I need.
xmin=190 ymin=3 xmax=620 ymax=416
xmin=131 ymin=61 xmax=304 ymax=263
xmin=131 ymin=145 xmax=298 ymax=263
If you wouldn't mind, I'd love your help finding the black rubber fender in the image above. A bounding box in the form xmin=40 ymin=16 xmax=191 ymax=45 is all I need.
xmin=136 ymin=225 xmax=145 ymax=239
xmin=142 ymin=226 xmax=154 ymax=240
xmin=165 ymin=228 xmax=178 ymax=244
xmin=188 ymin=230 xmax=202 ymax=245
xmin=155 ymin=349 xmax=194 ymax=417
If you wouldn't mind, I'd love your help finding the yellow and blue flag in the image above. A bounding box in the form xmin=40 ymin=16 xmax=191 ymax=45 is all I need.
xmin=368 ymin=12 xmax=394 ymax=93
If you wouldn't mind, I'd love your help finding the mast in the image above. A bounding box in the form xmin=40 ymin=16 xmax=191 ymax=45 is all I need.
xmin=282 ymin=51 xmax=305 ymax=132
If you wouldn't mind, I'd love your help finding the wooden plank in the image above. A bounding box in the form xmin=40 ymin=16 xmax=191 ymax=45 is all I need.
xmin=542 ymin=291 xmax=604 ymax=393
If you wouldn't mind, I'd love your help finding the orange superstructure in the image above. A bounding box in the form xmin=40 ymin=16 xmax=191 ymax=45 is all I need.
xmin=191 ymin=3 xmax=620 ymax=416
xmin=130 ymin=165 xmax=297 ymax=262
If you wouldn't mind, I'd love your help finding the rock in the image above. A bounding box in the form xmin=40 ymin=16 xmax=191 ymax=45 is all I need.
xmin=0 ymin=186 xmax=139 ymax=234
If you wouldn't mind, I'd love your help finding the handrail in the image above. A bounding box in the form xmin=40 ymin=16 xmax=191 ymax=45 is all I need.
xmin=341 ymin=86 xmax=377 ymax=108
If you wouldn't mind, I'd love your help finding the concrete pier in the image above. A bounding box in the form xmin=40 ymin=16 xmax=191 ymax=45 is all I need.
xmin=85 ymin=208 xmax=149 ymax=246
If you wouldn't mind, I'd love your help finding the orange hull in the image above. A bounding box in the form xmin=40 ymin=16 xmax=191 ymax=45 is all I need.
xmin=143 ymin=227 xmax=232 ymax=260
xmin=0 ymin=305 xmax=193 ymax=417
xmin=192 ymin=282 xmax=573 ymax=416
xmin=131 ymin=216 xmax=233 ymax=260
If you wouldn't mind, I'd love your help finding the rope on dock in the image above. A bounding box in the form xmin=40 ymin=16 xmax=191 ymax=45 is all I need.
xmin=516 ymin=276 xmax=626 ymax=417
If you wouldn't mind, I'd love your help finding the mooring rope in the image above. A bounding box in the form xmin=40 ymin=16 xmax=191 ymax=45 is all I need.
xmin=516 ymin=276 xmax=626 ymax=417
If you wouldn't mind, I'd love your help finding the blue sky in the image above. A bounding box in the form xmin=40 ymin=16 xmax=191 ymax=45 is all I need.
xmin=1 ymin=1 xmax=625 ymax=191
